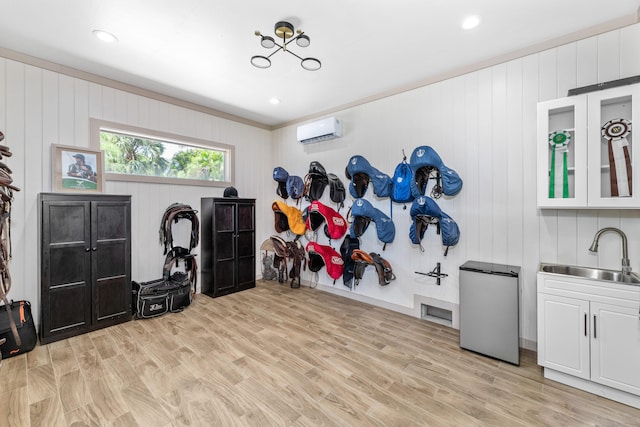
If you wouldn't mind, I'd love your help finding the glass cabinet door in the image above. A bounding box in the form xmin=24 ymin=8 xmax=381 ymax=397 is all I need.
xmin=537 ymin=96 xmax=588 ymax=208
xmin=587 ymin=85 xmax=640 ymax=208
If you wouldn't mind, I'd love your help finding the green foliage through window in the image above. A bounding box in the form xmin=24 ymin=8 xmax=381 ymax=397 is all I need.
xmin=100 ymin=130 xmax=226 ymax=182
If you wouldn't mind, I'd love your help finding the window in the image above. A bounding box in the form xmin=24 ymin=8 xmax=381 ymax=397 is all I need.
xmin=90 ymin=119 xmax=233 ymax=187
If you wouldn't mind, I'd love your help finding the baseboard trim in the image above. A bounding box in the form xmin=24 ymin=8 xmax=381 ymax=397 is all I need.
xmin=259 ymin=277 xmax=538 ymax=351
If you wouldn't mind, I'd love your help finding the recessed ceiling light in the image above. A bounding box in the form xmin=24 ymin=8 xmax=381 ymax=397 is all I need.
xmin=92 ymin=30 xmax=118 ymax=43
xmin=269 ymin=97 xmax=280 ymax=105
xmin=461 ymin=15 xmax=481 ymax=30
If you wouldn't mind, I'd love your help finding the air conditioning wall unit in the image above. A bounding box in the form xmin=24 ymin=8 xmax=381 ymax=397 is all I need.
xmin=297 ymin=117 xmax=343 ymax=144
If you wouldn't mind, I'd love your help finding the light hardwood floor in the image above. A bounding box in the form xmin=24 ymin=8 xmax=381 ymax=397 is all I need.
xmin=1 ymin=281 xmax=639 ymax=426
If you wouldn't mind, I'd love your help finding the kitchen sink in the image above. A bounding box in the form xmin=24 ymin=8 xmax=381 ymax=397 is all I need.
xmin=539 ymin=263 xmax=640 ymax=285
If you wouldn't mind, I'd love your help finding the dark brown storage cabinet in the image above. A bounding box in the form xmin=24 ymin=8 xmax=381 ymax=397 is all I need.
xmin=201 ymin=197 xmax=255 ymax=297
xmin=39 ymin=193 xmax=132 ymax=344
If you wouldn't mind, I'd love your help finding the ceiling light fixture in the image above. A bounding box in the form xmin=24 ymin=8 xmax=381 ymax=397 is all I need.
xmin=251 ymin=21 xmax=321 ymax=71
xmin=92 ymin=30 xmax=118 ymax=43
xmin=461 ymin=15 xmax=481 ymax=30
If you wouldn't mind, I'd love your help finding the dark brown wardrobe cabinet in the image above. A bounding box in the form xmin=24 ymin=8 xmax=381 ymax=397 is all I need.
xmin=201 ymin=197 xmax=255 ymax=297
xmin=39 ymin=193 xmax=132 ymax=344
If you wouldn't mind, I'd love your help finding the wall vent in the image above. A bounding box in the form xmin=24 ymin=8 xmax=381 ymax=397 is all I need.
xmin=421 ymin=304 xmax=453 ymax=327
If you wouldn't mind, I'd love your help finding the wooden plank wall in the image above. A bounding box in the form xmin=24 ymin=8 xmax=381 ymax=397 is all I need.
xmin=1 ymin=23 xmax=639 ymax=350
xmin=271 ymin=23 xmax=640 ymax=349
xmin=0 ymin=60 xmax=272 ymax=328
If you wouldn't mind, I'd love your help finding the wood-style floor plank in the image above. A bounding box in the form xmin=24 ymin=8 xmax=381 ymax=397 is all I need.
xmin=29 ymin=395 xmax=65 ymax=427
xmin=0 ymin=387 xmax=29 ymax=426
xmin=1 ymin=280 xmax=639 ymax=426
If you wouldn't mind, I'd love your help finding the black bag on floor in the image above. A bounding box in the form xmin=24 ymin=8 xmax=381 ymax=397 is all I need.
xmin=132 ymin=273 xmax=192 ymax=319
xmin=0 ymin=300 xmax=37 ymax=359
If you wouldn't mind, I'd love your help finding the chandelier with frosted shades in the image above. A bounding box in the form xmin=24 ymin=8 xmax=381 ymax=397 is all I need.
xmin=251 ymin=21 xmax=321 ymax=71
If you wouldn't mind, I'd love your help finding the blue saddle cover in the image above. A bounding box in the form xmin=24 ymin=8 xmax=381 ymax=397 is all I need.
xmin=345 ymin=155 xmax=392 ymax=199
xmin=409 ymin=196 xmax=459 ymax=248
xmin=349 ymin=198 xmax=395 ymax=244
xmin=286 ymin=175 xmax=305 ymax=200
xmin=409 ymin=146 xmax=462 ymax=198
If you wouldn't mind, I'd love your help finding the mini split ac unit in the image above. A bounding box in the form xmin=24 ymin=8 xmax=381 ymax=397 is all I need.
xmin=297 ymin=117 xmax=343 ymax=144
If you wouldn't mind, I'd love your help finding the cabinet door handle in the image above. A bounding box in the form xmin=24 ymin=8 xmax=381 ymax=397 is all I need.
xmin=85 ymin=248 xmax=90 ymax=252
xmin=593 ymin=315 xmax=597 ymax=339
xmin=584 ymin=313 xmax=587 ymax=336
xmin=92 ymin=247 xmax=97 ymax=251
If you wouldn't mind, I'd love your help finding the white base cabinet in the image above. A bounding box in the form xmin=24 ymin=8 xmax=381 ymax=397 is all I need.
xmin=537 ymin=271 xmax=640 ymax=408
xmin=591 ymin=302 xmax=640 ymax=396
xmin=537 ymin=293 xmax=590 ymax=379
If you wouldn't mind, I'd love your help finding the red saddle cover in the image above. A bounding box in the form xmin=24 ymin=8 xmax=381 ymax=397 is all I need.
xmin=305 ymin=241 xmax=344 ymax=280
xmin=306 ymin=200 xmax=347 ymax=240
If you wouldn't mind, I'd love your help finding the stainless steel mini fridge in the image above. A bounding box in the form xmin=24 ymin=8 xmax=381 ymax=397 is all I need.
xmin=459 ymin=261 xmax=520 ymax=365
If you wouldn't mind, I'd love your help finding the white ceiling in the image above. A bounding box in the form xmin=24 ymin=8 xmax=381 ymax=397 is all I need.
xmin=0 ymin=1 xmax=639 ymax=127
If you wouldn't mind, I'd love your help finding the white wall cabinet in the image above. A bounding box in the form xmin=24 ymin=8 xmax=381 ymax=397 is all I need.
xmin=537 ymin=272 xmax=640 ymax=408
xmin=537 ymin=84 xmax=640 ymax=208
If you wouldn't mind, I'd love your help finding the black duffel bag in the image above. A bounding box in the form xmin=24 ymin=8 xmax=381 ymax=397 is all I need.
xmin=0 ymin=300 xmax=37 ymax=359
xmin=132 ymin=273 xmax=192 ymax=319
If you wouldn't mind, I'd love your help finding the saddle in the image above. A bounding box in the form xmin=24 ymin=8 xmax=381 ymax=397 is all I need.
xmin=369 ymin=252 xmax=396 ymax=286
xmin=340 ymin=235 xmax=360 ymax=288
xmin=409 ymin=146 xmax=462 ymax=199
xmin=304 ymin=161 xmax=329 ymax=201
xmin=272 ymin=201 xmax=306 ymax=236
xmin=305 ymin=241 xmax=344 ymax=282
xmin=305 ymin=200 xmax=347 ymax=241
xmin=345 ymin=155 xmax=393 ymax=199
xmin=351 ymin=249 xmax=374 ymax=286
xmin=350 ymin=249 xmax=395 ymax=286
xmin=273 ymin=166 xmax=305 ymax=202
xmin=286 ymin=175 xmax=305 ymax=201
xmin=327 ymin=173 xmax=346 ymax=211
xmin=270 ymin=236 xmax=306 ymax=288
xmin=273 ymin=167 xmax=290 ymax=199
xmin=349 ymin=198 xmax=395 ymax=248
xmin=409 ymin=196 xmax=460 ymax=255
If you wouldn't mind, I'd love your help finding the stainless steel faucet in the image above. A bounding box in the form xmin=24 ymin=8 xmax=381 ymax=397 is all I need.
xmin=588 ymin=227 xmax=631 ymax=275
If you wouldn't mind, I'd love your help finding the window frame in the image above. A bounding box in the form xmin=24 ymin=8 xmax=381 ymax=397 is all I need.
xmin=90 ymin=118 xmax=234 ymax=187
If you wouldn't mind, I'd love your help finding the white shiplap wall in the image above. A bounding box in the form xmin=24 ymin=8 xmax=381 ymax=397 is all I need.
xmin=270 ymin=23 xmax=640 ymax=349
xmin=2 ymin=23 xmax=639 ymax=350
xmin=0 ymin=59 xmax=271 ymax=327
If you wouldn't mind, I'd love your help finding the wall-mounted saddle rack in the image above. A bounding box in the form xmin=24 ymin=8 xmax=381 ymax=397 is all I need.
xmin=415 ymin=262 xmax=448 ymax=286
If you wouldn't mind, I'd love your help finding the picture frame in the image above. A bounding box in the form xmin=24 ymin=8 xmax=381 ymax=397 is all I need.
xmin=52 ymin=144 xmax=105 ymax=193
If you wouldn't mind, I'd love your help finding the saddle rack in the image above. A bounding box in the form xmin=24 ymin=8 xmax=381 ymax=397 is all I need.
xmin=416 ymin=262 xmax=448 ymax=286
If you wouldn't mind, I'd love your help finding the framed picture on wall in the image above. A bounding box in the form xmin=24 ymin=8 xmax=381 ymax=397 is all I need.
xmin=52 ymin=144 xmax=105 ymax=193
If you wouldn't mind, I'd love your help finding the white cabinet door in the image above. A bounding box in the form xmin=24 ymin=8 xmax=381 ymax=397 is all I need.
xmin=537 ymin=96 xmax=588 ymax=208
xmin=591 ymin=302 xmax=640 ymax=395
xmin=537 ymin=83 xmax=640 ymax=209
xmin=537 ymin=293 xmax=590 ymax=379
xmin=587 ymin=85 xmax=640 ymax=208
